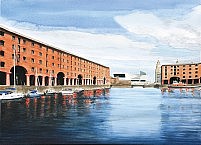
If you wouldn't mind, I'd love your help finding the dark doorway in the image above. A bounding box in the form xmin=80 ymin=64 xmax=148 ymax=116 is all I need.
xmin=78 ymin=74 xmax=82 ymax=85
xmin=93 ymin=76 xmax=96 ymax=85
xmin=0 ymin=71 xmax=6 ymax=85
xmin=103 ymin=77 xmax=106 ymax=84
xmin=38 ymin=76 xmax=42 ymax=86
xmin=57 ymin=72 xmax=64 ymax=85
xmin=10 ymin=66 xmax=27 ymax=85
xmin=30 ymin=75 xmax=35 ymax=86
xmin=45 ymin=76 xmax=49 ymax=86
xmin=170 ymin=77 xmax=180 ymax=84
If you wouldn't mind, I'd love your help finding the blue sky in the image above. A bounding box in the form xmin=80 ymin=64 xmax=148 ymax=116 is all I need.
xmin=1 ymin=0 xmax=201 ymax=82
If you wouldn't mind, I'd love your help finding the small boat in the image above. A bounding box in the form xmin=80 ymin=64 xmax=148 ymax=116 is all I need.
xmin=74 ymin=88 xmax=84 ymax=96
xmin=0 ymin=90 xmax=24 ymax=100
xmin=27 ymin=89 xmax=42 ymax=98
xmin=59 ymin=88 xmax=74 ymax=95
xmin=44 ymin=89 xmax=57 ymax=96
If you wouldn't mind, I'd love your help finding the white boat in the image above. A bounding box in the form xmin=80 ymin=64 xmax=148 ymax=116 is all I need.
xmin=0 ymin=47 xmax=25 ymax=100
xmin=44 ymin=89 xmax=57 ymax=96
xmin=0 ymin=90 xmax=24 ymax=100
xmin=59 ymin=88 xmax=74 ymax=95
xmin=27 ymin=89 xmax=42 ymax=98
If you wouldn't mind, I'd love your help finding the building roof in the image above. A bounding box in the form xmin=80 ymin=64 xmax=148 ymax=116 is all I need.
xmin=0 ymin=25 xmax=109 ymax=68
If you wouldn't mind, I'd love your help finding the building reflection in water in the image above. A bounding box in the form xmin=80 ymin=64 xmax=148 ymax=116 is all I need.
xmin=160 ymin=87 xmax=201 ymax=143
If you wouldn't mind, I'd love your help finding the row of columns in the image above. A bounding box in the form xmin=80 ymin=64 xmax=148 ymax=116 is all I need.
xmin=5 ymin=73 xmax=107 ymax=86
xmin=162 ymin=79 xmax=200 ymax=85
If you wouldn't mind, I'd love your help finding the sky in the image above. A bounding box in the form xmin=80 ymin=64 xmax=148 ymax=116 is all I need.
xmin=1 ymin=0 xmax=201 ymax=82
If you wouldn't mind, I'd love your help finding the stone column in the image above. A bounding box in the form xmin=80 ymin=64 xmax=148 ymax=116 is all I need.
xmin=49 ymin=77 xmax=52 ymax=86
xmin=26 ymin=74 xmax=30 ymax=86
xmin=54 ymin=77 xmax=57 ymax=86
xmin=68 ymin=78 xmax=71 ymax=86
xmin=64 ymin=77 xmax=66 ymax=86
xmin=35 ymin=75 xmax=38 ymax=86
xmin=6 ymin=72 xmax=11 ymax=86
xmin=42 ymin=76 xmax=45 ymax=86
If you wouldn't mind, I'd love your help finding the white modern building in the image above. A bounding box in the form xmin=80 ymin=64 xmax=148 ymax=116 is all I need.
xmin=113 ymin=71 xmax=148 ymax=86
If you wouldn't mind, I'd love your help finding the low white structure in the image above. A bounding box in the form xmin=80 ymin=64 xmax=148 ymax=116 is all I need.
xmin=113 ymin=71 xmax=148 ymax=86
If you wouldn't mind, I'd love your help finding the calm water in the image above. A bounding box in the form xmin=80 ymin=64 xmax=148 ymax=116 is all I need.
xmin=1 ymin=87 xmax=201 ymax=144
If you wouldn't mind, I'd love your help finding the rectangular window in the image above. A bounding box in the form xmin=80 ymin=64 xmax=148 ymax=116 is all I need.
xmin=23 ymin=57 xmax=26 ymax=61
xmin=0 ymin=62 xmax=5 ymax=67
xmin=0 ymin=50 xmax=4 ymax=56
xmin=31 ymin=58 xmax=35 ymax=63
xmin=23 ymin=39 xmax=26 ymax=44
xmin=12 ymin=36 xmax=15 ymax=40
xmin=18 ymin=38 xmax=21 ymax=44
xmin=39 ymin=68 xmax=42 ymax=73
xmin=52 ymin=63 xmax=54 ymax=66
xmin=32 ymin=42 xmax=34 ymax=46
xmin=52 ymin=56 xmax=54 ymax=59
xmin=39 ymin=52 xmax=42 ymax=56
xmin=31 ymin=67 xmax=35 ymax=72
xmin=18 ymin=45 xmax=20 ymax=52
xmin=46 ymin=69 xmax=48 ymax=73
xmin=0 ymin=31 xmax=4 ymax=36
xmin=23 ymin=48 xmax=26 ymax=52
xmin=0 ymin=40 xmax=4 ymax=46
xmin=39 ymin=60 xmax=42 ymax=64
xmin=31 ymin=50 xmax=34 ymax=54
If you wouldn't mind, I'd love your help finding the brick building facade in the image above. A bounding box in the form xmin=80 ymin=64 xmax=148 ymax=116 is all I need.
xmin=161 ymin=62 xmax=201 ymax=85
xmin=0 ymin=26 xmax=110 ymax=86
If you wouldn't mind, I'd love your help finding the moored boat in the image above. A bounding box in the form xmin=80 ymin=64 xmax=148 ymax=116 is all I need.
xmin=59 ymin=88 xmax=74 ymax=95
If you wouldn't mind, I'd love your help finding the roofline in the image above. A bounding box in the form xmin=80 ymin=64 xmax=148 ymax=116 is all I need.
xmin=161 ymin=62 xmax=201 ymax=66
xmin=0 ymin=25 xmax=109 ymax=68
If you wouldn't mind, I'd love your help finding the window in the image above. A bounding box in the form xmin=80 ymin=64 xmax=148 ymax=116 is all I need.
xmin=0 ymin=50 xmax=4 ymax=56
xmin=39 ymin=60 xmax=42 ymax=64
xmin=189 ymin=76 xmax=191 ymax=78
xmin=39 ymin=68 xmax=42 ymax=73
xmin=46 ymin=69 xmax=48 ymax=73
xmin=183 ymin=72 xmax=185 ymax=74
xmin=0 ymin=62 xmax=5 ymax=67
xmin=46 ymin=47 xmax=48 ymax=52
xmin=52 ymin=49 xmax=54 ymax=53
xmin=189 ymin=68 xmax=191 ymax=70
xmin=18 ymin=45 xmax=20 ymax=52
xmin=52 ymin=56 xmax=54 ymax=59
xmin=23 ymin=48 xmax=26 ymax=52
xmin=52 ymin=63 xmax=54 ymax=66
xmin=12 ymin=36 xmax=15 ymax=40
xmin=18 ymin=38 xmax=21 ymax=44
xmin=31 ymin=58 xmax=35 ymax=63
xmin=31 ymin=42 xmax=34 ymax=46
xmin=52 ymin=70 xmax=54 ymax=74
xmin=23 ymin=57 xmax=26 ymax=61
xmin=31 ymin=50 xmax=34 ymax=54
xmin=39 ymin=52 xmax=42 ymax=56
xmin=0 ymin=40 xmax=4 ymax=46
xmin=189 ymin=72 xmax=191 ymax=74
xmin=0 ymin=31 xmax=4 ymax=36
xmin=183 ymin=76 xmax=185 ymax=78
xmin=31 ymin=67 xmax=35 ymax=72
xmin=195 ymin=75 xmax=198 ymax=77
xmin=23 ymin=39 xmax=26 ymax=44
xmin=195 ymin=71 xmax=198 ymax=73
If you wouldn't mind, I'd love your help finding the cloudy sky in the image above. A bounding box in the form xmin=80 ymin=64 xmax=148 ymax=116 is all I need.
xmin=1 ymin=0 xmax=201 ymax=82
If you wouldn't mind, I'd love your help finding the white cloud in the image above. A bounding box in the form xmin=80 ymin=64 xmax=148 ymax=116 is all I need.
xmin=114 ymin=5 xmax=201 ymax=50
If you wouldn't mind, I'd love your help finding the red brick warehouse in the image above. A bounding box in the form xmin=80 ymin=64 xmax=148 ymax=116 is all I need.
xmin=0 ymin=26 xmax=110 ymax=86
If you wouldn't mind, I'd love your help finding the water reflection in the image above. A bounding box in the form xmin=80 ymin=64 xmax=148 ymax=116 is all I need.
xmin=0 ymin=89 xmax=111 ymax=144
xmin=1 ymin=87 xmax=201 ymax=144
xmin=161 ymin=88 xmax=201 ymax=144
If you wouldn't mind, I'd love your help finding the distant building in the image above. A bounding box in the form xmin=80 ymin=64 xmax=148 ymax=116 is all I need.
xmin=155 ymin=60 xmax=161 ymax=84
xmin=113 ymin=71 xmax=148 ymax=86
xmin=161 ymin=60 xmax=201 ymax=85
